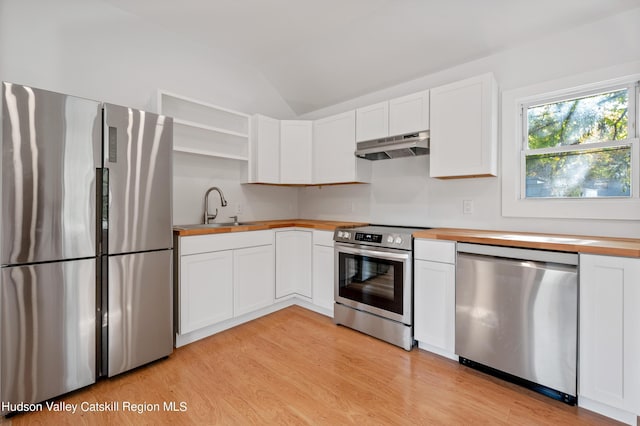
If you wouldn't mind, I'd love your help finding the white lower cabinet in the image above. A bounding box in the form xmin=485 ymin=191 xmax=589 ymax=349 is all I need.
xmin=176 ymin=230 xmax=274 ymax=343
xmin=579 ymin=254 xmax=640 ymax=425
xmin=176 ymin=228 xmax=336 ymax=346
xmin=312 ymin=230 xmax=335 ymax=314
xmin=275 ymin=229 xmax=312 ymax=298
xmin=234 ymin=245 xmax=275 ymax=316
xmin=179 ymin=250 xmax=233 ymax=335
xmin=413 ymin=239 xmax=457 ymax=360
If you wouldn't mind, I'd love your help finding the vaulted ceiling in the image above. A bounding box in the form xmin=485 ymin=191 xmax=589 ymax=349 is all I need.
xmin=100 ymin=0 xmax=640 ymax=115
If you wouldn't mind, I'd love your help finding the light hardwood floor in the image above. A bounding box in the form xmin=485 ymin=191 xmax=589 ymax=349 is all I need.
xmin=3 ymin=306 xmax=622 ymax=425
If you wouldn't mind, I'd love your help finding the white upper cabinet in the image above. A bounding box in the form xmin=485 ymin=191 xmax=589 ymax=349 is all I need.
xmin=250 ymin=114 xmax=280 ymax=184
xmin=157 ymin=90 xmax=250 ymax=161
xmin=356 ymin=90 xmax=430 ymax=143
xmin=429 ymin=73 xmax=498 ymax=179
xmin=356 ymin=101 xmax=389 ymax=142
xmin=389 ymin=90 xmax=430 ymax=136
xmin=280 ymin=120 xmax=313 ymax=184
xmin=313 ymin=110 xmax=371 ymax=184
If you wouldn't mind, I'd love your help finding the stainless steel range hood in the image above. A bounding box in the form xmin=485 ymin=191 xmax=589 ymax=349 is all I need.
xmin=355 ymin=131 xmax=429 ymax=160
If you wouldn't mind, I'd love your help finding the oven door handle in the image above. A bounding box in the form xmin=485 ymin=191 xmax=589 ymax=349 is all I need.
xmin=335 ymin=243 xmax=410 ymax=261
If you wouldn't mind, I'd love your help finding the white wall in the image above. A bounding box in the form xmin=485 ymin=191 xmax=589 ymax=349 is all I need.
xmin=2 ymin=2 xmax=639 ymax=235
xmin=0 ymin=0 xmax=297 ymax=116
xmin=0 ymin=0 xmax=299 ymax=225
xmin=299 ymin=7 xmax=640 ymax=238
xmin=173 ymin=153 xmax=298 ymax=225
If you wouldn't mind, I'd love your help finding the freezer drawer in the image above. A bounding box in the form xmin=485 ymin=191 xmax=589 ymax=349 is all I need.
xmin=106 ymin=250 xmax=173 ymax=377
xmin=456 ymin=244 xmax=578 ymax=397
xmin=1 ymin=259 xmax=96 ymax=409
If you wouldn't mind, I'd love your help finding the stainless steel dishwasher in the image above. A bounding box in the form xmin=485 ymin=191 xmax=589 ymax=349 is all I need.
xmin=455 ymin=243 xmax=578 ymax=404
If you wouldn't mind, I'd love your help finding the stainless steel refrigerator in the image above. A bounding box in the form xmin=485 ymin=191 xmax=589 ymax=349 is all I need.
xmin=0 ymin=82 xmax=173 ymax=409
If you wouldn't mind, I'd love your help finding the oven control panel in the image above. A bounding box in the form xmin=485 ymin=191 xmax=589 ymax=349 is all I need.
xmin=334 ymin=226 xmax=419 ymax=251
xmin=355 ymin=232 xmax=382 ymax=244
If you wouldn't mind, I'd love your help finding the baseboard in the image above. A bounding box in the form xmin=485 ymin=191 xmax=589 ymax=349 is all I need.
xmin=417 ymin=341 xmax=459 ymax=362
xmin=294 ymin=299 xmax=333 ymax=317
xmin=578 ymin=396 xmax=638 ymax=425
xmin=175 ymin=297 xmax=332 ymax=347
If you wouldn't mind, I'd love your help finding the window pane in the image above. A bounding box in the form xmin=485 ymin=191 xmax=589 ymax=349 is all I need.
xmin=525 ymin=146 xmax=631 ymax=198
xmin=527 ymin=89 xmax=628 ymax=149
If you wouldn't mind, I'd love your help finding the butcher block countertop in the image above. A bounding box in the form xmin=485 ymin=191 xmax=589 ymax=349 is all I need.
xmin=413 ymin=228 xmax=640 ymax=258
xmin=173 ymin=219 xmax=368 ymax=237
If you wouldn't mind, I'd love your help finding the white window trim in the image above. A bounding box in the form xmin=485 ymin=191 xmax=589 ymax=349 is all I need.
xmin=501 ymin=63 xmax=640 ymax=220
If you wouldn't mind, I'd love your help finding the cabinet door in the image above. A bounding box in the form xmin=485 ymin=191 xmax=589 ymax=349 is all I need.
xmin=275 ymin=230 xmax=312 ymax=298
xmin=251 ymin=114 xmax=280 ymax=183
xmin=356 ymin=101 xmax=389 ymax=142
xmin=280 ymin=120 xmax=312 ymax=184
xmin=179 ymin=250 xmax=233 ymax=334
xmin=430 ymin=73 xmax=497 ymax=178
xmin=234 ymin=245 xmax=275 ymax=316
xmin=312 ymin=244 xmax=335 ymax=312
xmin=414 ymin=259 xmax=456 ymax=357
xmin=580 ymin=254 xmax=640 ymax=415
xmin=389 ymin=90 xmax=430 ymax=136
xmin=313 ymin=110 xmax=358 ymax=184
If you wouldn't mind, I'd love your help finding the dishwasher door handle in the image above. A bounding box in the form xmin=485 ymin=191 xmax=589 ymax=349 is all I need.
xmin=456 ymin=242 xmax=578 ymax=266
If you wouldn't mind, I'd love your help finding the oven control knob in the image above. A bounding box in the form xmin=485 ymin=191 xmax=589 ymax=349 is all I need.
xmin=395 ymin=236 xmax=402 ymax=244
xmin=337 ymin=231 xmax=344 ymax=238
xmin=387 ymin=236 xmax=394 ymax=243
xmin=344 ymin=232 xmax=351 ymax=239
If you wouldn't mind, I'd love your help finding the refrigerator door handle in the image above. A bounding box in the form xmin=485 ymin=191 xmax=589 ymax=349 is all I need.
xmin=96 ymin=168 xmax=109 ymax=255
xmin=98 ymin=254 xmax=109 ymax=378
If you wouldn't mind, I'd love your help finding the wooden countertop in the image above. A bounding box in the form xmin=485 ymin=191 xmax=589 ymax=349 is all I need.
xmin=174 ymin=220 xmax=640 ymax=257
xmin=413 ymin=228 xmax=640 ymax=258
xmin=173 ymin=219 xmax=368 ymax=237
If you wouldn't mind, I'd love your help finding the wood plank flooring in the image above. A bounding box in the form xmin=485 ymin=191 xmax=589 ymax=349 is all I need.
xmin=3 ymin=306 xmax=623 ymax=425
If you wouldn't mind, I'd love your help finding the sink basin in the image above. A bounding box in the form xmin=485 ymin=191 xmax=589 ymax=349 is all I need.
xmin=174 ymin=222 xmax=258 ymax=230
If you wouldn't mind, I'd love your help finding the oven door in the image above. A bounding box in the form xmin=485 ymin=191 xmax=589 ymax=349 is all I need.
xmin=334 ymin=243 xmax=412 ymax=325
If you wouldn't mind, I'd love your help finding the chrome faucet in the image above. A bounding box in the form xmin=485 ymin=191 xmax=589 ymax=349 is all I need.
xmin=203 ymin=186 xmax=228 ymax=224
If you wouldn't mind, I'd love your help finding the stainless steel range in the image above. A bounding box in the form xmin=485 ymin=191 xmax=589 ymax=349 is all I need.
xmin=333 ymin=225 xmax=423 ymax=351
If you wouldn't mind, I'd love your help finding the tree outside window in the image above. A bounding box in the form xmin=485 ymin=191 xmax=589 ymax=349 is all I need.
xmin=523 ymin=87 xmax=635 ymax=198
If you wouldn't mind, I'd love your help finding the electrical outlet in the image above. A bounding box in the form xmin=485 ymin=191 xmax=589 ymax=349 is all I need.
xmin=463 ymin=200 xmax=474 ymax=215
xmin=236 ymin=203 xmax=243 ymax=215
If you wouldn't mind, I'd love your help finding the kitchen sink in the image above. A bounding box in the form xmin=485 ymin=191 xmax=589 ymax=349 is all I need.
xmin=174 ymin=222 xmax=258 ymax=230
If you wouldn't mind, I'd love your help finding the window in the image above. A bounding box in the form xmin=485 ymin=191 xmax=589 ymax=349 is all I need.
xmin=522 ymin=83 xmax=637 ymax=199
xmin=501 ymin=65 xmax=640 ymax=220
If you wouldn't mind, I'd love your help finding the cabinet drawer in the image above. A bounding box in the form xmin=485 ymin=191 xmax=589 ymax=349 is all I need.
xmin=181 ymin=230 xmax=273 ymax=255
xmin=414 ymin=239 xmax=456 ymax=263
